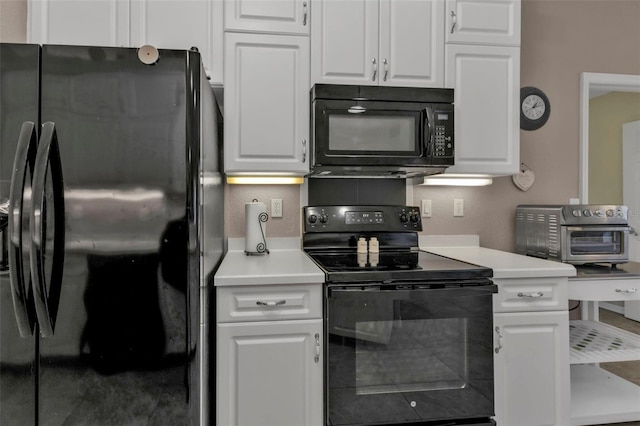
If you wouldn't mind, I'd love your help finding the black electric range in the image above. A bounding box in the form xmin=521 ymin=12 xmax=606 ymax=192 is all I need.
xmin=302 ymin=205 xmax=493 ymax=284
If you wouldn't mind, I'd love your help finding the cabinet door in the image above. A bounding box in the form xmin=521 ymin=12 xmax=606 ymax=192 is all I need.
xmin=130 ymin=0 xmax=223 ymax=84
xmin=379 ymin=0 xmax=444 ymax=87
xmin=310 ymin=0 xmax=378 ymax=85
xmin=444 ymin=43 xmax=520 ymax=175
xmin=445 ymin=0 xmax=521 ymax=46
xmin=493 ymin=311 xmax=571 ymax=426
xmin=225 ymin=0 xmax=310 ymax=35
xmin=28 ymin=0 xmax=129 ymax=46
xmin=217 ymin=319 xmax=323 ymax=426
xmin=224 ymin=32 xmax=310 ymax=175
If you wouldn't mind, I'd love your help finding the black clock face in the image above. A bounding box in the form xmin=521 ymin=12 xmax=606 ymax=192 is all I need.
xmin=520 ymin=87 xmax=550 ymax=130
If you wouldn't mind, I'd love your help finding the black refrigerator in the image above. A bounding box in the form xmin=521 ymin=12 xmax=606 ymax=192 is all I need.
xmin=0 ymin=43 xmax=224 ymax=425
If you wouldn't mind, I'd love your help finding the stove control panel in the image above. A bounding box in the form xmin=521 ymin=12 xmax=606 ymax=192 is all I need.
xmin=304 ymin=205 xmax=422 ymax=232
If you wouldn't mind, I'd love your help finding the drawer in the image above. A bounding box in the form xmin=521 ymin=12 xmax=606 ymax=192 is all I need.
xmin=569 ymin=278 xmax=640 ymax=301
xmin=493 ymin=277 xmax=568 ymax=313
xmin=217 ymin=283 xmax=322 ymax=323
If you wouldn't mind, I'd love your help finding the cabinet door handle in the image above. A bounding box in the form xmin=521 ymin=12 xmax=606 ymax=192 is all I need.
xmin=371 ymin=58 xmax=377 ymax=82
xmin=382 ymin=58 xmax=389 ymax=82
xmin=314 ymin=333 xmax=320 ymax=363
xmin=302 ymin=139 xmax=307 ymax=163
xmin=256 ymin=299 xmax=286 ymax=307
xmin=303 ymin=2 xmax=308 ymax=26
xmin=494 ymin=326 xmax=503 ymax=354
xmin=615 ymin=288 xmax=637 ymax=294
xmin=450 ymin=10 xmax=457 ymax=34
xmin=518 ymin=291 xmax=544 ymax=298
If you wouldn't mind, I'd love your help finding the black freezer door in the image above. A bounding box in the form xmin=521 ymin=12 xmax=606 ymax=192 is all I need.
xmin=0 ymin=42 xmax=40 ymax=426
xmin=36 ymin=45 xmax=202 ymax=425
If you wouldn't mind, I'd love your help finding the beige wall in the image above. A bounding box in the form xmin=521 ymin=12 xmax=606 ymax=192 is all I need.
xmin=0 ymin=0 xmax=27 ymax=42
xmin=4 ymin=0 xmax=640 ymax=249
xmin=588 ymin=92 xmax=640 ymax=204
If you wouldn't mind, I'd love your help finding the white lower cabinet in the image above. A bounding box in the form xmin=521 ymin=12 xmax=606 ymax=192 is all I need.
xmin=493 ymin=311 xmax=570 ymax=426
xmin=216 ymin=283 xmax=323 ymax=426
xmin=492 ymin=277 xmax=571 ymax=426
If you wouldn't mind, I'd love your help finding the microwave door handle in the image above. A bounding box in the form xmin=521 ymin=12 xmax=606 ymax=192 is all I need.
xmin=423 ymin=108 xmax=434 ymax=157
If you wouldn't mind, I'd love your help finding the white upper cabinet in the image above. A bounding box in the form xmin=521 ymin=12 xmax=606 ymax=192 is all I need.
xmin=224 ymin=32 xmax=310 ymax=175
xmin=445 ymin=0 xmax=521 ymax=46
xmin=311 ymin=0 xmax=445 ymax=88
xmin=28 ymin=0 xmax=223 ymax=84
xmin=28 ymin=0 xmax=130 ymax=47
xmin=129 ymin=0 xmax=223 ymax=84
xmin=445 ymin=43 xmax=520 ymax=175
xmin=224 ymin=0 xmax=310 ymax=35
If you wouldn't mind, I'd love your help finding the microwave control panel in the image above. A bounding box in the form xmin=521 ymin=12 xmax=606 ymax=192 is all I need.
xmin=432 ymin=110 xmax=454 ymax=158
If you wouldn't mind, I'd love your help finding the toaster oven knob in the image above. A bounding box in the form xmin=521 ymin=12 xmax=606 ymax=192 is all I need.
xmin=308 ymin=214 xmax=318 ymax=224
xmin=319 ymin=214 xmax=328 ymax=223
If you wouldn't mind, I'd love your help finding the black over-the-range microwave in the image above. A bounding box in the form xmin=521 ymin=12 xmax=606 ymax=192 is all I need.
xmin=309 ymin=84 xmax=454 ymax=178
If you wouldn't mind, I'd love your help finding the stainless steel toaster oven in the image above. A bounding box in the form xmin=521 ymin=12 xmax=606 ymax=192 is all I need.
xmin=515 ymin=204 xmax=630 ymax=265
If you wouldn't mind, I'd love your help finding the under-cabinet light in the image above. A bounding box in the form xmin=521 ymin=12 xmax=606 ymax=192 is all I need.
xmin=226 ymin=176 xmax=304 ymax=185
xmin=421 ymin=175 xmax=493 ymax=186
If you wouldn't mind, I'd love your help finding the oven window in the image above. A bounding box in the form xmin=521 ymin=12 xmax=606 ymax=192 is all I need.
xmin=328 ymin=115 xmax=415 ymax=152
xmin=354 ymin=318 xmax=468 ymax=395
xmin=326 ymin=286 xmax=495 ymax=426
xmin=569 ymin=231 xmax=623 ymax=255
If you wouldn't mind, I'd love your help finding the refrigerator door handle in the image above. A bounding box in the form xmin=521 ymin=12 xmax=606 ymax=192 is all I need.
xmin=8 ymin=122 xmax=39 ymax=337
xmin=30 ymin=122 xmax=65 ymax=338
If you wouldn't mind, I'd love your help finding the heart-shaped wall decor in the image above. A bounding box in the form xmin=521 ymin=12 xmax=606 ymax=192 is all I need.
xmin=512 ymin=166 xmax=535 ymax=191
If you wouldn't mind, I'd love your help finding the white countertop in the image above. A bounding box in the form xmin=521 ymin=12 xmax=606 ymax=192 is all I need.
xmin=214 ymin=235 xmax=576 ymax=287
xmin=214 ymin=238 xmax=324 ymax=286
xmin=420 ymin=235 xmax=577 ymax=279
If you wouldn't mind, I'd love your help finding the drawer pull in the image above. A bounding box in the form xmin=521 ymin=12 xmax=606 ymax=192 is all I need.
xmin=518 ymin=292 xmax=544 ymax=298
xmin=256 ymin=299 xmax=286 ymax=307
xmin=615 ymin=288 xmax=637 ymax=294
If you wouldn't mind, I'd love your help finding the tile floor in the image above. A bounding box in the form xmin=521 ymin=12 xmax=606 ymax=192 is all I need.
xmin=595 ymin=308 xmax=640 ymax=426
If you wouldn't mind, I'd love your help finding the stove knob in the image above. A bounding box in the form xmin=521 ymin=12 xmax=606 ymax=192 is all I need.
xmin=308 ymin=214 xmax=318 ymax=224
xmin=410 ymin=211 xmax=420 ymax=223
xmin=572 ymin=209 xmax=581 ymax=217
xmin=595 ymin=209 xmax=604 ymax=217
xmin=583 ymin=209 xmax=592 ymax=217
xmin=399 ymin=213 xmax=408 ymax=223
xmin=606 ymin=209 xmax=615 ymax=217
xmin=319 ymin=214 xmax=328 ymax=224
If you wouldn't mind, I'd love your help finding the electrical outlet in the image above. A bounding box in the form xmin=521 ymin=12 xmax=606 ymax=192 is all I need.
xmin=421 ymin=200 xmax=432 ymax=217
xmin=453 ymin=199 xmax=464 ymax=217
xmin=271 ymin=199 xmax=283 ymax=218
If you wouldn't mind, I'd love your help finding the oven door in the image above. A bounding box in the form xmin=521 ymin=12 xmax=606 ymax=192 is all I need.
xmin=561 ymin=225 xmax=630 ymax=264
xmin=326 ymin=283 xmax=497 ymax=426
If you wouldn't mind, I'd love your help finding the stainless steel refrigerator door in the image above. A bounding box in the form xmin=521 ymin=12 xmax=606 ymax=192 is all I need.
xmin=37 ymin=45 xmax=202 ymax=425
xmin=0 ymin=42 xmax=40 ymax=426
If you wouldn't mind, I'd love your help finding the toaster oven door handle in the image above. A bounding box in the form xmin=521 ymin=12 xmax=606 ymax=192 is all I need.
xmin=565 ymin=226 xmax=632 ymax=232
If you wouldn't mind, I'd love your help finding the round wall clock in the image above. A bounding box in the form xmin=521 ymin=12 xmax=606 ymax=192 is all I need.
xmin=520 ymin=86 xmax=550 ymax=131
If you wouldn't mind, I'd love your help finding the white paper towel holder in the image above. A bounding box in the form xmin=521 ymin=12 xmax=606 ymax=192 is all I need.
xmin=245 ymin=199 xmax=270 ymax=256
